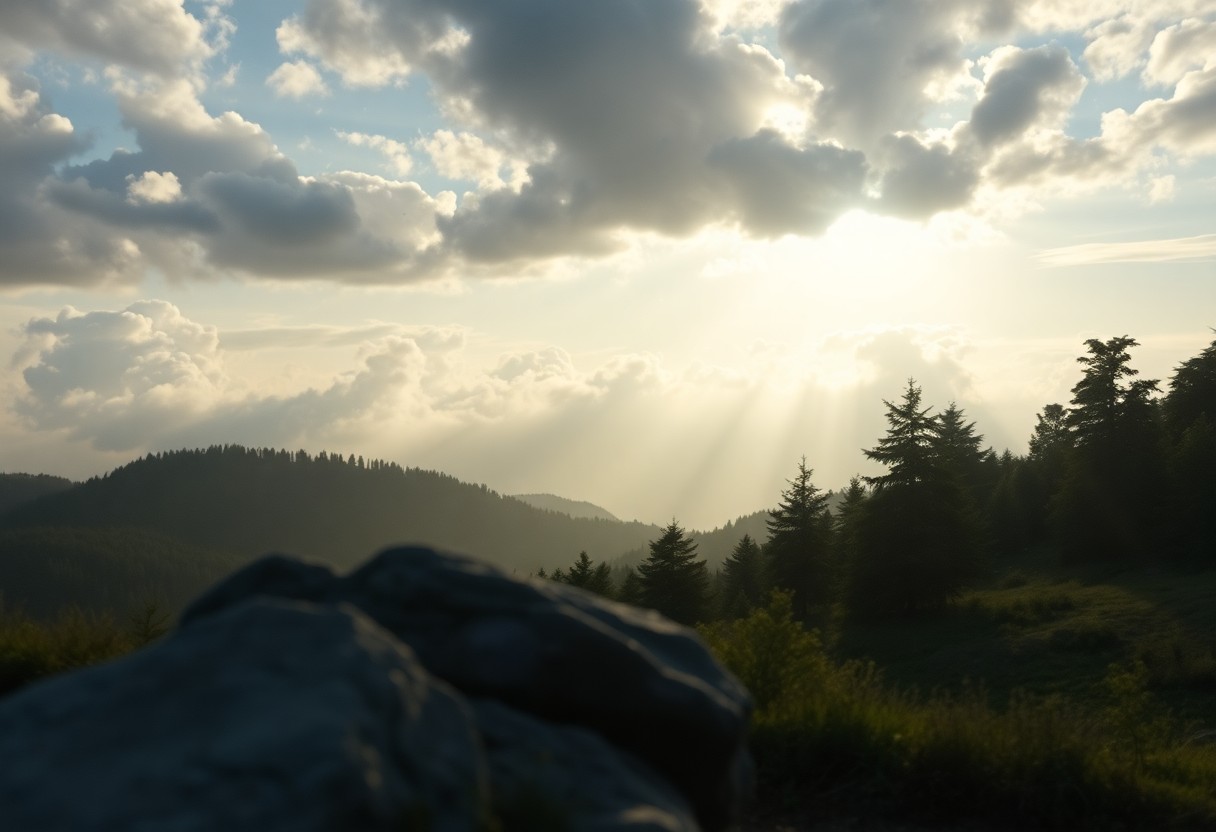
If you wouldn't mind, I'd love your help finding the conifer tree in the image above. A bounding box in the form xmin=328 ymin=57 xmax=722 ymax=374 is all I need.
xmin=1053 ymin=336 xmax=1164 ymax=561
xmin=849 ymin=380 xmax=982 ymax=617
xmin=833 ymin=476 xmax=868 ymax=574
xmin=933 ymin=402 xmax=998 ymax=503
xmin=1164 ymin=333 xmax=1216 ymax=438
xmin=637 ymin=520 xmax=710 ymax=625
xmin=765 ymin=458 xmax=832 ymax=621
xmin=561 ymin=550 xmax=615 ymax=596
xmin=719 ymin=534 xmax=765 ymax=619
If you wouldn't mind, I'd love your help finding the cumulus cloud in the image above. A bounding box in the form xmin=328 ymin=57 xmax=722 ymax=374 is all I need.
xmin=337 ymin=130 xmax=412 ymax=176
xmin=0 ymin=67 xmax=147 ymax=286
xmin=2 ymin=79 xmax=448 ymax=285
xmin=417 ymin=129 xmax=523 ymax=189
xmin=16 ymin=301 xmax=226 ymax=450
xmin=2 ymin=0 xmax=1215 ymax=286
xmin=1144 ymin=18 xmax=1216 ymax=86
xmin=267 ymin=60 xmax=329 ymax=98
xmin=778 ymin=0 xmax=990 ymax=150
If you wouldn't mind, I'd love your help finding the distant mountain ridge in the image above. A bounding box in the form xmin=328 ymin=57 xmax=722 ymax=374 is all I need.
xmin=512 ymin=493 xmax=620 ymax=522
xmin=0 ymin=446 xmax=776 ymax=617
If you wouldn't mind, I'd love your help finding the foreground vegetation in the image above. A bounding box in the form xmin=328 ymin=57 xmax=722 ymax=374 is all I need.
xmin=703 ymin=592 xmax=1216 ymax=830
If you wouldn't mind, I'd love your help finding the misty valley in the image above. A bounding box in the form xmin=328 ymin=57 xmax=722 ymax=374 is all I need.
xmin=1 ymin=334 xmax=1215 ymax=829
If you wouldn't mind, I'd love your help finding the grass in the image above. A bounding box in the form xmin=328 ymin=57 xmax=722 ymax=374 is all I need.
xmin=0 ymin=600 xmax=168 ymax=697
xmin=704 ymin=586 xmax=1216 ymax=831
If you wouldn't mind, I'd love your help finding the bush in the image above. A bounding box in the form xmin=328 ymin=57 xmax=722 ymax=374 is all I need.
xmin=702 ymin=595 xmax=1216 ymax=829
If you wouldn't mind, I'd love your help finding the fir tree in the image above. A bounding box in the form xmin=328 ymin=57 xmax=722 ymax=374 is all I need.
xmin=719 ymin=534 xmax=765 ymax=619
xmin=562 ymin=550 xmax=615 ymax=596
xmin=849 ymin=380 xmax=982 ymax=617
xmin=765 ymin=458 xmax=832 ymax=621
xmin=637 ymin=520 xmax=710 ymax=625
xmin=1053 ymin=336 xmax=1165 ymax=561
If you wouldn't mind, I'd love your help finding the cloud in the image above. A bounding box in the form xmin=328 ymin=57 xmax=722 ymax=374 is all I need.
xmin=1102 ymin=62 xmax=1216 ymax=157
xmin=0 ymin=67 xmax=148 ymax=287
xmin=1036 ymin=233 xmax=1216 ymax=266
xmin=876 ymin=135 xmax=979 ymax=218
xmin=777 ymin=0 xmax=991 ymax=150
xmin=0 ymin=79 xmax=449 ymax=286
xmin=337 ymin=130 xmax=412 ymax=176
xmin=707 ymin=129 xmax=867 ymax=235
xmin=276 ymin=0 xmax=867 ymax=263
xmin=8 ymin=301 xmax=1055 ymax=526
xmin=0 ymin=0 xmax=216 ymax=79
xmin=125 ymin=170 xmax=183 ymax=204
xmin=968 ymin=45 xmax=1086 ymax=148
xmin=267 ymin=60 xmax=329 ymax=98
xmin=17 ymin=301 xmax=226 ymax=450
xmin=417 ymin=129 xmax=521 ymax=189
xmin=1144 ymin=18 xmax=1216 ymax=86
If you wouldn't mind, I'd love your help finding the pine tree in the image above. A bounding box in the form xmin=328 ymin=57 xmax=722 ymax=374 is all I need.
xmin=637 ymin=520 xmax=710 ymax=625
xmin=833 ymin=476 xmax=868 ymax=574
xmin=718 ymin=534 xmax=765 ymax=619
xmin=849 ymin=380 xmax=983 ymax=617
xmin=562 ymin=550 xmax=614 ymax=596
xmin=765 ymin=458 xmax=832 ymax=621
xmin=863 ymin=379 xmax=938 ymax=489
xmin=1053 ymin=336 xmax=1164 ymax=561
xmin=933 ymin=402 xmax=998 ymax=504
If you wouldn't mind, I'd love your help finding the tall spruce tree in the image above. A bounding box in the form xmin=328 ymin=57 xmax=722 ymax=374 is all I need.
xmin=719 ymin=534 xmax=765 ymax=619
xmin=637 ymin=520 xmax=710 ymax=625
xmin=849 ymin=380 xmax=982 ymax=617
xmin=934 ymin=402 xmax=998 ymax=504
xmin=1053 ymin=336 xmax=1164 ymax=561
xmin=765 ymin=458 xmax=833 ymax=621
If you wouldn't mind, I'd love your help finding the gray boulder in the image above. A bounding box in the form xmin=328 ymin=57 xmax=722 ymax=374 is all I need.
xmin=0 ymin=599 xmax=488 ymax=832
xmin=474 ymin=698 xmax=700 ymax=831
xmin=182 ymin=547 xmax=753 ymax=831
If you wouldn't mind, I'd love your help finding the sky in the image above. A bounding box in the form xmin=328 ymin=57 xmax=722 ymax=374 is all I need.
xmin=1 ymin=0 xmax=1214 ymax=529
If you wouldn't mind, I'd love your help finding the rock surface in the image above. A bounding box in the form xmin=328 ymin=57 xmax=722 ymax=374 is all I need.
xmin=2 ymin=546 xmax=753 ymax=831
xmin=0 ymin=599 xmax=487 ymax=832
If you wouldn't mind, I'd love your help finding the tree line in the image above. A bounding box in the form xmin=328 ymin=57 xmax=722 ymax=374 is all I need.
xmin=542 ymin=333 xmax=1216 ymax=622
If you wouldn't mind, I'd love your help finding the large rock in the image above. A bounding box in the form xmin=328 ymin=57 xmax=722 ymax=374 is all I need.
xmin=0 ymin=599 xmax=488 ymax=832
xmin=182 ymin=546 xmax=754 ymax=831
xmin=474 ymin=698 xmax=700 ymax=832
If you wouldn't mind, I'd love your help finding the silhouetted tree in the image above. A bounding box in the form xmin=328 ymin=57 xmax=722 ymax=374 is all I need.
xmin=1163 ymin=335 xmax=1216 ymax=558
xmin=1164 ymin=333 xmax=1216 ymax=438
xmin=560 ymin=551 xmax=615 ymax=596
xmin=765 ymin=459 xmax=833 ymax=621
xmin=934 ymin=402 xmax=999 ymax=504
xmin=832 ymin=476 xmax=868 ymax=576
xmin=1053 ymin=336 xmax=1164 ymax=561
xmin=637 ymin=520 xmax=710 ymax=625
xmin=719 ymin=534 xmax=765 ymax=619
xmin=849 ymin=380 xmax=983 ymax=617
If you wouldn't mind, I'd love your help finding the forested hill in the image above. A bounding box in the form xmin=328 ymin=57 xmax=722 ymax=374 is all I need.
xmin=2 ymin=447 xmax=763 ymax=574
xmin=0 ymin=474 xmax=75 ymax=517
